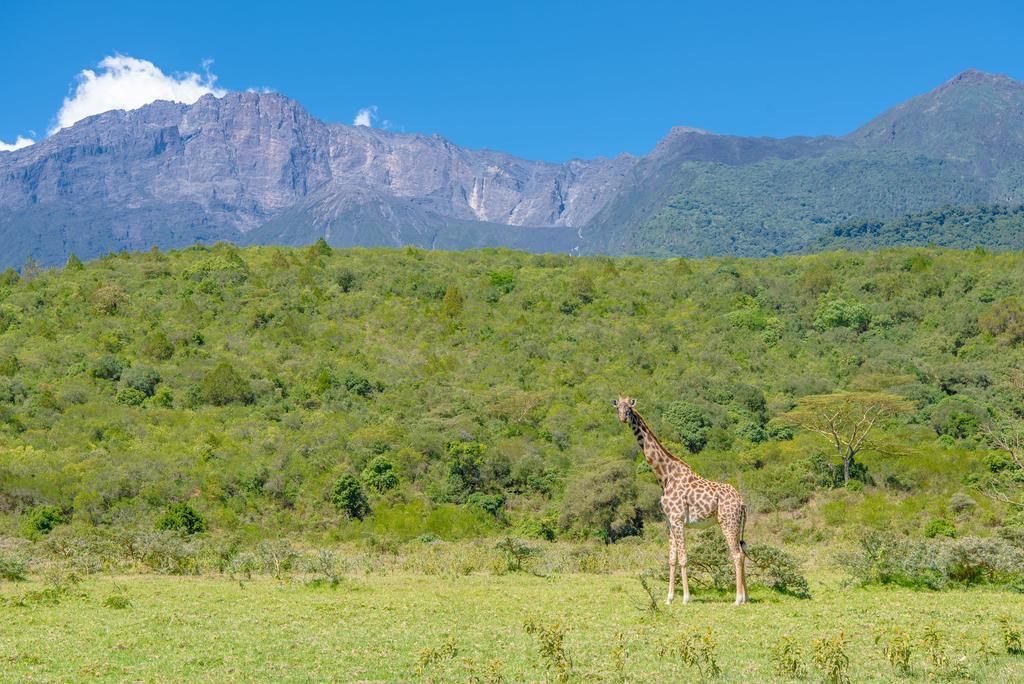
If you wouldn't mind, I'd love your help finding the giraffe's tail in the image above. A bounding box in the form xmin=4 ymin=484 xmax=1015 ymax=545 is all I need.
xmin=739 ymin=504 xmax=752 ymax=561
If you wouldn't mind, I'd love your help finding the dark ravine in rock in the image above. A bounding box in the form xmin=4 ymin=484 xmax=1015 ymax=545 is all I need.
xmin=1 ymin=69 xmax=1024 ymax=266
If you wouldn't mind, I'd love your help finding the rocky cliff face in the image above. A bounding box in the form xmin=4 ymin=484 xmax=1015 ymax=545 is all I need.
xmin=0 ymin=92 xmax=634 ymax=266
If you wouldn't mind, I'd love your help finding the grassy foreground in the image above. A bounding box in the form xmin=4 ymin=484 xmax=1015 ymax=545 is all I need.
xmin=1 ymin=573 xmax=1021 ymax=682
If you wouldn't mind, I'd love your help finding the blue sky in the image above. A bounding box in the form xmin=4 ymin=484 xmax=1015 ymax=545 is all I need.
xmin=2 ymin=0 xmax=1022 ymax=161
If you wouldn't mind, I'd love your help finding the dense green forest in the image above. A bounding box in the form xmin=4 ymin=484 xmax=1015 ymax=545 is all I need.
xmin=0 ymin=243 xmax=1022 ymax=554
xmin=814 ymin=204 xmax=1024 ymax=252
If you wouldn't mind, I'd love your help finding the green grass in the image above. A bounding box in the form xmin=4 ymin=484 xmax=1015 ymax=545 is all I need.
xmin=2 ymin=573 xmax=1021 ymax=682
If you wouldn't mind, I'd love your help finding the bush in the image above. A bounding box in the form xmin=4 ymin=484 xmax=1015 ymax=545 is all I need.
xmin=122 ymin=366 xmax=161 ymax=397
xmin=0 ymin=550 xmax=28 ymax=581
xmin=89 ymin=355 xmax=125 ymax=381
xmin=663 ymin=401 xmax=712 ymax=453
xmin=331 ymin=474 xmax=370 ymax=520
xmin=342 ymin=370 xmax=382 ymax=398
xmin=559 ymin=460 xmax=656 ymax=541
xmin=116 ymin=387 xmax=147 ymax=406
xmin=23 ymin=505 xmax=68 ymax=537
xmin=155 ymin=502 xmax=207 ymax=535
xmin=814 ymin=298 xmax=871 ymax=332
xmin=684 ymin=528 xmax=810 ymax=597
xmin=495 ymin=537 xmax=540 ymax=573
xmin=659 ymin=627 xmax=722 ymax=681
xmin=467 ymin=492 xmax=506 ymax=518
xmin=924 ymin=519 xmax=956 ymax=539
xmin=845 ymin=532 xmax=1024 ymax=590
xmin=361 ymin=456 xmax=400 ymax=493
xmin=199 ymin=362 xmax=254 ymax=405
xmin=141 ymin=331 xmax=175 ymax=360
xmin=812 ymin=632 xmax=850 ymax=684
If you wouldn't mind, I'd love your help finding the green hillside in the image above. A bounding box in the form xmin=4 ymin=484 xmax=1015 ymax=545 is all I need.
xmin=814 ymin=204 xmax=1024 ymax=252
xmin=0 ymin=243 xmax=1022 ymax=553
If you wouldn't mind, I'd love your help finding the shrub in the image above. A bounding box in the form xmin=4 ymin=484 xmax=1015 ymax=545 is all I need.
xmin=155 ymin=502 xmax=207 ymax=535
xmin=116 ymin=387 xmax=147 ymax=406
xmin=999 ymin=615 xmax=1023 ymax=656
xmin=559 ymin=460 xmax=655 ymax=541
xmin=0 ymin=354 xmax=20 ymax=376
xmin=343 ymin=370 xmax=382 ymax=398
xmin=199 ymin=362 xmax=254 ymax=405
xmin=875 ymin=624 xmax=913 ymax=677
xmin=331 ymin=474 xmax=370 ymax=520
xmin=89 ymin=355 xmax=125 ymax=381
xmin=442 ymin=285 xmax=465 ymax=317
xmin=845 ymin=532 xmax=1024 ymax=590
xmin=814 ymin=298 xmax=871 ymax=332
xmin=122 ymin=366 xmax=161 ymax=397
xmin=663 ymin=401 xmax=712 ymax=453
xmin=23 ymin=505 xmax=68 ymax=537
xmin=771 ymin=637 xmax=807 ymax=680
xmin=683 ymin=528 xmax=810 ymax=597
xmin=91 ymin=284 xmax=129 ymax=314
xmin=524 ymin=618 xmax=573 ymax=683
xmin=495 ymin=537 xmax=539 ymax=573
xmin=812 ymin=631 xmax=850 ymax=684
xmin=660 ymin=627 xmax=722 ymax=681
xmin=0 ymin=550 xmax=28 ymax=581
xmin=103 ymin=591 xmax=132 ymax=609
xmin=980 ymin=298 xmax=1024 ymax=345
xmin=467 ymin=492 xmax=506 ymax=517
xmin=361 ymin=456 xmax=399 ymax=494
xmin=924 ymin=519 xmax=956 ymax=539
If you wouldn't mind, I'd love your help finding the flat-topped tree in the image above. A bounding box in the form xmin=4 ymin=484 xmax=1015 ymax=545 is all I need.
xmin=613 ymin=396 xmax=749 ymax=606
xmin=775 ymin=392 xmax=913 ymax=485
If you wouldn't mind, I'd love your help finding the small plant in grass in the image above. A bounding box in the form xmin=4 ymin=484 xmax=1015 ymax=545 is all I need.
xmin=466 ymin=658 xmax=506 ymax=684
xmin=610 ymin=631 xmax=630 ymax=682
xmin=770 ymin=636 xmax=807 ymax=679
xmin=999 ymin=615 xmax=1023 ymax=655
xmin=524 ymin=617 xmax=573 ymax=683
xmin=494 ymin=537 xmax=539 ymax=573
xmin=636 ymin=570 xmax=663 ymax=616
xmin=875 ymin=623 xmax=913 ymax=677
xmin=102 ymin=587 xmax=132 ymax=609
xmin=922 ymin=624 xmax=971 ymax=680
xmin=812 ymin=631 xmax=850 ymax=684
xmin=415 ymin=635 xmax=458 ymax=676
xmin=660 ymin=627 xmax=722 ymax=681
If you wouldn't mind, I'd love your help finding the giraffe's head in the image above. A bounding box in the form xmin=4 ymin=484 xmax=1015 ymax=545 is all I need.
xmin=612 ymin=396 xmax=637 ymax=422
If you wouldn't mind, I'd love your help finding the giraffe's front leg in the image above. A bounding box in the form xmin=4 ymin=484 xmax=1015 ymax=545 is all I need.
xmin=677 ymin=521 xmax=690 ymax=604
xmin=666 ymin=527 xmax=677 ymax=605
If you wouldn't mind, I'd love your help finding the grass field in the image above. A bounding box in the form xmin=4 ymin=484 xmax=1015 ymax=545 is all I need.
xmin=1 ymin=572 xmax=1022 ymax=682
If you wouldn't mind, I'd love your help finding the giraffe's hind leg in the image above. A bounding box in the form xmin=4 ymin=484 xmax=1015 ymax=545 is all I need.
xmin=719 ymin=517 xmax=747 ymax=605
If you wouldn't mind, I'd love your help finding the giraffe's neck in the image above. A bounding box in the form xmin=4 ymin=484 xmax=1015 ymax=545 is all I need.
xmin=628 ymin=410 xmax=695 ymax=486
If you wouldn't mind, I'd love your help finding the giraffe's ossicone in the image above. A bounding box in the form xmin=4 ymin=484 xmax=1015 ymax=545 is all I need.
xmin=613 ymin=396 xmax=749 ymax=605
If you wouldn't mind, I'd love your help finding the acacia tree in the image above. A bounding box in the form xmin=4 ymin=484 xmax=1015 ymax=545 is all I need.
xmin=776 ymin=392 xmax=912 ymax=484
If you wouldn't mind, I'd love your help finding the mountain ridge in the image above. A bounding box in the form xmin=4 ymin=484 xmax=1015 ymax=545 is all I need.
xmin=1 ymin=69 xmax=1023 ymax=266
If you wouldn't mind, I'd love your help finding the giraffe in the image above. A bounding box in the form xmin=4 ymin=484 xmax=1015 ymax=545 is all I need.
xmin=613 ymin=396 xmax=749 ymax=605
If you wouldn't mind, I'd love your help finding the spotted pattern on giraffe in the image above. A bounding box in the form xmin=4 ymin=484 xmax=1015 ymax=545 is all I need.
xmin=614 ymin=395 xmax=749 ymax=605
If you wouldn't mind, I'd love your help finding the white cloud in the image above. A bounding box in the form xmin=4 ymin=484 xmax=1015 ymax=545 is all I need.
xmin=50 ymin=55 xmax=226 ymax=134
xmin=0 ymin=135 xmax=34 ymax=152
xmin=353 ymin=106 xmax=378 ymax=127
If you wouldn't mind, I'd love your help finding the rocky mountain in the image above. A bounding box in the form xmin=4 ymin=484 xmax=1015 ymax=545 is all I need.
xmin=1 ymin=69 xmax=1023 ymax=266
xmin=0 ymin=92 xmax=633 ymax=266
